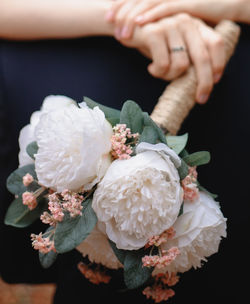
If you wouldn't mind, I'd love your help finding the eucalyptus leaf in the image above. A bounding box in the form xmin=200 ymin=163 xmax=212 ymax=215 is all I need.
xmin=166 ymin=133 xmax=188 ymax=154
xmin=54 ymin=198 xmax=97 ymax=253
xmin=183 ymin=151 xmax=211 ymax=167
xmin=6 ymin=164 xmax=37 ymax=195
xmin=120 ymin=100 xmax=144 ymax=134
xmin=139 ymin=126 xmax=158 ymax=144
xmin=124 ymin=249 xmax=153 ymax=289
xmin=26 ymin=141 xmax=38 ymax=160
xmin=177 ymin=159 xmax=189 ymax=180
xmin=109 ymin=240 xmax=127 ymax=265
xmin=83 ymin=96 xmax=120 ymax=126
xmin=178 ymin=203 xmax=184 ymax=217
xmin=179 ymin=149 xmax=189 ymax=158
xmin=4 ymin=196 xmax=47 ymax=228
xmin=142 ymin=112 xmax=167 ymax=144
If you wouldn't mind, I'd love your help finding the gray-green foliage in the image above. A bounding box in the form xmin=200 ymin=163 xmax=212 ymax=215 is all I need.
xmin=54 ymin=198 xmax=97 ymax=253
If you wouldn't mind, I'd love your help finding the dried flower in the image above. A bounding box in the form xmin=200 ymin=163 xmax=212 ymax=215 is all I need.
xmin=22 ymin=173 xmax=34 ymax=186
xmin=111 ymin=124 xmax=139 ymax=160
xmin=77 ymin=262 xmax=111 ymax=285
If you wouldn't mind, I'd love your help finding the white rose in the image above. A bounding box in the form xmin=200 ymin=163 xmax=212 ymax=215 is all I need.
xmin=18 ymin=95 xmax=76 ymax=167
xmin=34 ymin=100 xmax=113 ymax=192
xmin=76 ymin=222 xmax=122 ymax=270
xmin=153 ymin=192 xmax=227 ymax=275
xmin=92 ymin=143 xmax=183 ymax=250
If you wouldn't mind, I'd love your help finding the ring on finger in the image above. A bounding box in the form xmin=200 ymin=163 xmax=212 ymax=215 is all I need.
xmin=171 ymin=46 xmax=186 ymax=53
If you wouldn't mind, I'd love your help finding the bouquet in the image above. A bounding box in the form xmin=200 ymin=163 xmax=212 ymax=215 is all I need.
xmin=4 ymin=20 xmax=239 ymax=303
xmin=4 ymin=94 xmax=226 ymax=303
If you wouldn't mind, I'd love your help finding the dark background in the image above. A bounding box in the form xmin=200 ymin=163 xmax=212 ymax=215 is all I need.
xmin=0 ymin=23 xmax=249 ymax=304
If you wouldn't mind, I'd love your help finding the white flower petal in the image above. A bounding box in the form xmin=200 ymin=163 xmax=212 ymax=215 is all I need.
xmin=92 ymin=148 xmax=183 ymax=251
xmin=153 ymin=192 xmax=227 ymax=274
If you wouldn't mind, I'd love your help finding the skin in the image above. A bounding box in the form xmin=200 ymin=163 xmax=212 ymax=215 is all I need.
xmin=0 ymin=0 xmax=226 ymax=103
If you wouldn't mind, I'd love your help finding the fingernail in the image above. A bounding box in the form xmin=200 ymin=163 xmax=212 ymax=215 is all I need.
xmin=121 ymin=26 xmax=129 ymax=38
xmin=214 ymin=73 xmax=222 ymax=83
xmin=135 ymin=15 xmax=144 ymax=23
xmin=114 ymin=28 xmax=121 ymax=40
xmin=198 ymin=94 xmax=209 ymax=104
xmin=105 ymin=10 xmax=114 ymax=22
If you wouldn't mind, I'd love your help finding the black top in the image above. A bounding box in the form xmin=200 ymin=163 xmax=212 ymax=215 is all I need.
xmin=0 ymin=24 xmax=250 ymax=304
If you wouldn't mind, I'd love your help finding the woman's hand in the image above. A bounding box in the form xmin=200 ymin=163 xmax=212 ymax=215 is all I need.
xmin=107 ymin=0 xmax=248 ymax=33
xmin=115 ymin=13 xmax=225 ymax=104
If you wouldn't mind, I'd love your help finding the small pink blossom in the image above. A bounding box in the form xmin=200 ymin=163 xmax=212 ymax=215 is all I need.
xmin=22 ymin=173 xmax=34 ymax=186
xmin=142 ymin=247 xmax=180 ymax=269
xmin=181 ymin=166 xmax=199 ymax=202
xmin=111 ymin=124 xmax=139 ymax=160
xmin=146 ymin=227 xmax=176 ymax=248
xmin=77 ymin=262 xmax=111 ymax=285
xmin=143 ymin=285 xmax=175 ymax=303
xmin=155 ymin=273 xmax=179 ymax=287
xmin=61 ymin=190 xmax=83 ymax=217
xmin=22 ymin=191 xmax=37 ymax=210
xmin=31 ymin=232 xmax=55 ymax=254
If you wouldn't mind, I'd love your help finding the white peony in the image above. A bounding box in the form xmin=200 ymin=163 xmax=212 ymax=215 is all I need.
xmin=18 ymin=95 xmax=76 ymax=167
xmin=92 ymin=143 xmax=183 ymax=251
xmin=34 ymin=99 xmax=113 ymax=192
xmin=153 ymin=192 xmax=227 ymax=275
xmin=76 ymin=222 xmax=122 ymax=269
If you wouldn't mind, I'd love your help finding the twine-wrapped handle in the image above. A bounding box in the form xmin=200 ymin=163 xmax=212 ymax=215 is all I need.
xmin=150 ymin=20 xmax=241 ymax=135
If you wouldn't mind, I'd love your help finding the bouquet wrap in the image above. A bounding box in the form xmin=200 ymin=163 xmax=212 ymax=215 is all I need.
xmin=151 ymin=20 xmax=241 ymax=134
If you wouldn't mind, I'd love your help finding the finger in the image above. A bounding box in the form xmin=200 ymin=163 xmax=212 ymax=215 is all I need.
xmin=146 ymin=30 xmax=170 ymax=78
xmin=179 ymin=15 xmax=214 ymax=104
xmin=164 ymin=26 xmax=190 ymax=80
xmin=114 ymin=1 xmax=140 ymax=39
xmin=135 ymin=1 xmax=220 ymax=25
xmin=105 ymin=0 xmax=127 ymax=23
xmin=120 ymin=1 xmax=160 ymax=39
xmin=196 ymin=20 xmax=226 ymax=83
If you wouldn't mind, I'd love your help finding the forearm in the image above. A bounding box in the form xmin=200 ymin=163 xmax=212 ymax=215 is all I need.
xmin=235 ymin=0 xmax=250 ymax=23
xmin=0 ymin=0 xmax=115 ymax=40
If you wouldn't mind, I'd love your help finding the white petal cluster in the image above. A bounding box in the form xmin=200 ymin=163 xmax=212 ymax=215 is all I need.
xmin=76 ymin=222 xmax=122 ymax=269
xmin=18 ymin=95 xmax=77 ymax=167
xmin=153 ymin=192 xmax=227 ymax=275
xmin=92 ymin=143 xmax=183 ymax=250
xmin=34 ymin=97 xmax=113 ymax=192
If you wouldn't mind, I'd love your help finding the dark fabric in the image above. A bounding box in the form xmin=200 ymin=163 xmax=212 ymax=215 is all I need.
xmin=0 ymin=23 xmax=249 ymax=303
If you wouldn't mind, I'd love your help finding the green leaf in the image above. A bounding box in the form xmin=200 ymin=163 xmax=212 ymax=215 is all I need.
xmin=139 ymin=126 xmax=158 ymax=144
xmin=178 ymin=203 xmax=184 ymax=217
xmin=124 ymin=249 xmax=153 ymax=289
xmin=109 ymin=240 xmax=127 ymax=265
xmin=6 ymin=164 xmax=37 ymax=195
xmin=166 ymin=133 xmax=188 ymax=155
xmin=39 ymin=227 xmax=58 ymax=268
xmin=120 ymin=100 xmax=144 ymax=134
xmin=183 ymin=151 xmax=211 ymax=167
xmin=142 ymin=113 xmax=167 ymax=144
xmin=83 ymin=96 xmax=120 ymax=126
xmin=4 ymin=197 xmax=47 ymax=228
xmin=39 ymin=250 xmax=58 ymax=269
xmin=26 ymin=141 xmax=38 ymax=160
xmin=179 ymin=148 xmax=189 ymax=158
xmin=54 ymin=198 xmax=97 ymax=253
xmin=177 ymin=159 xmax=189 ymax=180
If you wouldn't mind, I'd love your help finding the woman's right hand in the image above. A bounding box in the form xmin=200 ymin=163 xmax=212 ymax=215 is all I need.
xmin=116 ymin=13 xmax=226 ymax=104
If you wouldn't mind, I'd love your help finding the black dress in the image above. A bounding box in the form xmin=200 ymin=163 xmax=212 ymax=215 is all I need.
xmin=0 ymin=24 xmax=249 ymax=304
